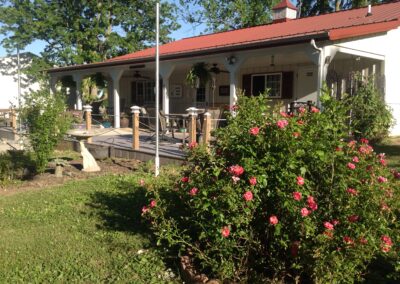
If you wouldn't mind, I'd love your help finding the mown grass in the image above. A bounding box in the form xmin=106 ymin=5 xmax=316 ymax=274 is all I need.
xmin=374 ymin=137 xmax=400 ymax=169
xmin=0 ymin=168 xmax=179 ymax=283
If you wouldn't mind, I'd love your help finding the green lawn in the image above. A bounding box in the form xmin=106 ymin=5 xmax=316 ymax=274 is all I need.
xmin=374 ymin=137 xmax=400 ymax=168
xmin=0 ymin=172 xmax=178 ymax=283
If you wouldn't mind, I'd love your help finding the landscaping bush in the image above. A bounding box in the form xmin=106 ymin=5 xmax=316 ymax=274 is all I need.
xmin=143 ymin=92 xmax=399 ymax=283
xmin=344 ymin=75 xmax=393 ymax=142
xmin=21 ymin=89 xmax=72 ymax=173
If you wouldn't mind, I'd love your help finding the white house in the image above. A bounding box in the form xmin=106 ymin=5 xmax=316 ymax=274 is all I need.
xmin=0 ymin=52 xmax=40 ymax=110
xmin=48 ymin=0 xmax=400 ymax=135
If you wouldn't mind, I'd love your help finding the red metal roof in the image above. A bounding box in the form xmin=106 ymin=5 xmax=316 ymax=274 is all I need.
xmin=272 ymin=0 xmax=297 ymax=10
xmin=49 ymin=1 xmax=400 ymax=73
xmin=106 ymin=1 xmax=400 ymax=63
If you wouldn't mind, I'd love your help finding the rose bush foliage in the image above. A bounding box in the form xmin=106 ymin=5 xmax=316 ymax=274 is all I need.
xmin=143 ymin=93 xmax=399 ymax=282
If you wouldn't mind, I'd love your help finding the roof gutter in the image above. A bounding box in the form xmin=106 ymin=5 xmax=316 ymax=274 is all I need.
xmin=48 ymin=32 xmax=329 ymax=74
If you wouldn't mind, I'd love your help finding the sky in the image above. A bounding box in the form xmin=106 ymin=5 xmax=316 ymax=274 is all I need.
xmin=0 ymin=0 xmax=208 ymax=57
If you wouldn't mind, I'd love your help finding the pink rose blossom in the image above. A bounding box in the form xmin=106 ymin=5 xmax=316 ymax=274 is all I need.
xmin=359 ymin=145 xmax=373 ymax=155
xmin=249 ymin=127 xmax=260 ymax=136
xmin=343 ymin=236 xmax=354 ymax=245
xmin=335 ymin=147 xmax=343 ymax=152
xmin=348 ymin=215 xmax=359 ymax=223
xmin=324 ymin=222 xmax=334 ymax=230
xmin=359 ymin=237 xmax=368 ymax=245
xmin=307 ymin=196 xmax=318 ymax=211
xmin=249 ymin=176 xmax=257 ymax=186
xmin=379 ymin=159 xmax=387 ymax=166
xmin=188 ymin=141 xmax=198 ymax=149
xmin=348 ymin=140 xmax=357 ymax=148
xmin=380 ymin=235 xmax=392 ymax=252
xmin=276 ymin=119 xmax=289 ymax=129
xmin=292 ymin=191 xmax=302 ymax=201
xmin=243 ymin=191 xmax=253 ymax=201
xmin=298 ymin=107 xmax=306 ymax=114
xmin=221 ymin=226 xmax=230 ymax=238
xmin=352 ymin=156 xmax=359 ymax=163
xmin=394 ymin=171 xmax=400 ymax=179
xmin=293 ymin=132 xmax=301 ymax=138
xmin=301 ymin=207 xmax=310 ymax=217
xmin=296 ymin=176 xmax=305 ymax=186
xmin=232 ymin=176 xmax=240 ymax=184
xmin=310 ymin=106 xmax=320 ymax=113
xmin=347 ymin=162 xmax=356 ymax=170
xmin=324 ymin=231 xmax=334 ymax=239
xmin=381 ymin=203 xmax=390 ymax=211
xmin=360 ymin=138 xmax=369 ymax=144
xmin=150 ymin=199 xmax=157 ymax=208
xmin=346 ymin=188 xmax=358 ymax=196
xmin=381 ymin=245 xmax=391 ymax=253
xmin=229 ymin=165 xmax=244 ymax=176
xmin=280 ymin=111 xmax=289 ymax=118
xmin=189 ymin=187 xmax=198 ymax=196
xmin=269 ymin=215 xmax=279 ymax=225
xmin=139 ymin=179 xmax=145 ymax=186
xmin=297 ymin=119 xmax=304 ymax=125
xmin=181 ymin=176 xmax=189 ymax=183
xmin=377 ymin=176 xmax=388 ymax=183
xmin=141 ymin=206 xmax=149 ymax=214
xmin=332 ymin=219 xmax=340 ymax=226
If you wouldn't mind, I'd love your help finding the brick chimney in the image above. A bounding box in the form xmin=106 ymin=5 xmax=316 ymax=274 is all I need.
xmin=272 ymin=0 xmax=297 ymax=23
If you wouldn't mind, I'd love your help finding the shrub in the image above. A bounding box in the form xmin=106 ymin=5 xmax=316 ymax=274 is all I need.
xmin=21 ymin=89 xmax=72 ymax=173
xmin=143 ymin=92 xmax=399 ymax=283
xmin=344 ymin=75 xmax=393 ymax=142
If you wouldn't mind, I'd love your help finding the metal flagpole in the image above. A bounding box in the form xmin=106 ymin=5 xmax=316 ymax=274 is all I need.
xmin=155 ymin=2 xmax=160 ymax=176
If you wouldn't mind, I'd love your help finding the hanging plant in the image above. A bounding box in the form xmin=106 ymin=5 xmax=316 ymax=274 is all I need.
xmin=186 ymin=62 xmax=211 ymax=88
xmin=81 ymin=73 xmax=109 ymax=104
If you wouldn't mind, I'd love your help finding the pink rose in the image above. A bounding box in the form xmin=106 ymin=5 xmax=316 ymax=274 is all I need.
xmin=359 ymin=145 xmax=373 ymax=155
xmin=324 ymin=221 xmax=334 ymax=230
xmin=181 ymin=176 xmax=189 ymax=183
xmin=346 ymin=188 xmax=358 ymax=196
xmin=221 ymin=226 xmax=230 ymax=238
xmin=332 ymin=219 xmax=340 ymax=226
xmin=298 ymin=107 xmax=306 ymax=114
xmin=280 ymin=111 xmax=289 ymax=118
xmin=343 ymin=236 xmax=354 ymax=245
xmin=377 ymin=176 xmax=387 ymax=183
xmin=307 ymin=196 xmax=318 ymax=211
xmin=348 ymin=215 xmax=359 ymax=223
xmin=379 ymin=159 xmax=387 ymax=166
xmin=301 ymin=207 xmax=310 ymax=217
xmin=359 ymin=237 xmax=368 ymax=245
xmin=360 ymin=138 xmax=369 ymax=144
xmin=296 ymin=176 xmax=305 ymax=186
xmin=141 ymin=206 xmax=149 ymax=214
xmin=249 ymin=176 xmax=257 ymax=186
xmin=394 ymin=171 xmax=400 ymax=179
xmin=352 ymin=156 xmax=359 ymax=163
xmin=189 ymin=187 xmax=198 ymax=196
xmin=249 ymin=127 xmax=260 ymax=136
xmin=139 ymin=179 xmax=145 ymax=186
xmin=292 ymin=191 xmax=302 ymax=201
xmin=348 ymin=140 xmax=356 ymax=148
xmin=347 ymin=162 xmax=356 ymax=170
xmin=310 ymin=106 xmax=320 ymax=113
xmin=381 ymin=235 xmax=392 ymax=252
xmin=188 ymin=141 xmax=198 ymax=149
xmin=269 ymin=215 xmax=279 ymax=225
xmin=243 ymin=191 xmax=253 ymax=201
xmin=276 ymin=119 xmax=288 ymax=129
xmin=297 ymin=119 xmax=304 ymax=125
xmin=150 ymin=199 xmax=157 ymax=208
xmin=229 ymin=165 xmax=244 ymax=176
xmin=293 ymin=132 xmax=301 ymax=138
xmin=232 ymin=176 xmax=240 ymax=184
xmin=335 ymin=147 xmax=342 ymax=152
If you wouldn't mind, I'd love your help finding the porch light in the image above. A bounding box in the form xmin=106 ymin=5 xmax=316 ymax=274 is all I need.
xmin=226 ymin=55 xmax=237 ymax=65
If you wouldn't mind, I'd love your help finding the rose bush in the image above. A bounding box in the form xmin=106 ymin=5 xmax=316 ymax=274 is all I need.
xmin=142 ymin=92 xmax=399 ymax=282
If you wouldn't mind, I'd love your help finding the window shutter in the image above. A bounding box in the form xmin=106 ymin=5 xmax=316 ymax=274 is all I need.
xmin=282 ymin=72 xmax=294 ymax=99
xmin=242 ymin=74 xmax=252 ymax=96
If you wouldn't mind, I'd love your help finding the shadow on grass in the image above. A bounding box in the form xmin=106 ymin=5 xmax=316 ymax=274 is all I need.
xmin=86 ymin=179 xmax=151 ymax=236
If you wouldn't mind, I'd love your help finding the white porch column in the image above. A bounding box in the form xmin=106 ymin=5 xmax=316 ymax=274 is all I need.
xmin=110 ymin=69 xmax=124 ymax=128
xmin=160 ymin=64 xmax=175 ymax=116
xmin=223 ymin=55 xmax=247 ymax=111
xmin=49 ymin=75 xmax=58 ymax=95
xmin=72 ymin=74 xmax=83 ymax=110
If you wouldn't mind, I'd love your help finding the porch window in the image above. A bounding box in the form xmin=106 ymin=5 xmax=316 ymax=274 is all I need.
xmin=131 ymin=80 xmax=155 ymax=106
xmin=251 ymin=73 xmax=282 ymax=97
xmin=196 ymin=87 xmax=206 ymax=102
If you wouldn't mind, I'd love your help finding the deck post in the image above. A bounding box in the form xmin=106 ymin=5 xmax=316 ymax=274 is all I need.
xmin=187 ymin=107 xmax=198 ymax=144
xmin=131 ymin=106 xmax=141 ymax=150
xmin=202 ymin=112 xmax=211 ymax=146
xmin=72 ymin=74 xmax=83 ymax=110
xmin=83 ymin=104 xmax=92 ymax=143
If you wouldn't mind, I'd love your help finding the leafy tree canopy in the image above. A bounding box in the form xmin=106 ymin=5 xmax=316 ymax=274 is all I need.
xmin=0 ymin=0 xmax=180 ymax=69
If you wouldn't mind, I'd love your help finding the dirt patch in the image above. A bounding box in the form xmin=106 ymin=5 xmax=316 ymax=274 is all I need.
xmin=0 ymin=158 xmax=142 ymax=196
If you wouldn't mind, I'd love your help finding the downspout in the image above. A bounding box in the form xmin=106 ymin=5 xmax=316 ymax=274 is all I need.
xmin=310 ymin=39 xmax=324 ymax=108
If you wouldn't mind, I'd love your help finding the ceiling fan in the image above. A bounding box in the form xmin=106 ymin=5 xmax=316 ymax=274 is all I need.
xmin=209 ymin=63 xmax=229 ymax=74
xmin=133 ymin=70 xmax=150 ymax=80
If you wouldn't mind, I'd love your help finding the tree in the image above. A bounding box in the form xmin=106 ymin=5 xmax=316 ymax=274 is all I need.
xmin=0 ymin=0 xmax=180 ymax=79
xmin=178 ymin=0 xmax=280 ymax=32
